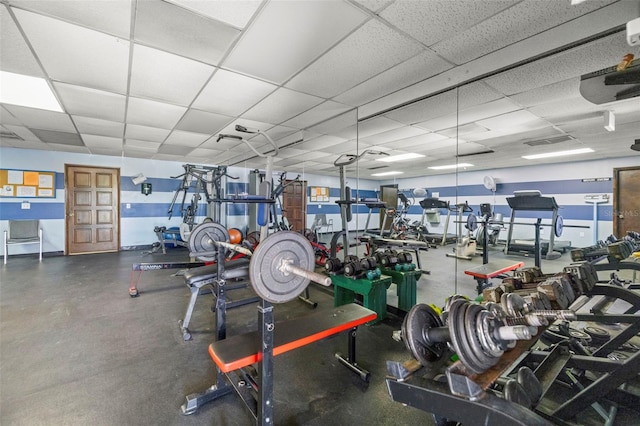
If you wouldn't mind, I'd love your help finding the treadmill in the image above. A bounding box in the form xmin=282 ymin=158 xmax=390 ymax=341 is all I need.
xmin=504 ymin=191 xmax=572 ymax=260
xmin=418 ymin=198 xmax=457 ymax=246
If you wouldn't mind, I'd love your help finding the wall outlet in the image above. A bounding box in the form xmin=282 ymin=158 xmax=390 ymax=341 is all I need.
xmin=126 ymin=203 xmax=131 ymax=209
xmin=21 ymin=201 xmax=30 ymax=209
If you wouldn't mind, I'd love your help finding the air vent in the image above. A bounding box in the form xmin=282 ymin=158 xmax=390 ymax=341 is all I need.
xmin=368 ymin=165 xmax=389 ymax=170
xmin=523 ymin=135 xmax=575 ymax=147
xmin=0 ymin=130 xmax=23 ymax=141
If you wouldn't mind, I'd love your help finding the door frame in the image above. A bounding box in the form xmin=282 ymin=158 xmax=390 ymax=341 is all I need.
xmin=613 ymin=165 xmax=640 ymax=237
xmin=64 ymin=164 xmax=121 ymax=255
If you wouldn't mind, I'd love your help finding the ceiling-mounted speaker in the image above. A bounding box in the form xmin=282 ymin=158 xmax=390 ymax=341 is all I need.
xmin=483 ymin=175 xmax=497 ymax=192
xmin=631 ymin=139 xmax=640 ymax=151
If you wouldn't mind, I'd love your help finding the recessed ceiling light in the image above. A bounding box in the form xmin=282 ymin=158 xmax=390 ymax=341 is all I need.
xmin=428 ymin=163 xmax=474 ymax=170
xmin=376 ymin=153 xmax=425 ymax=163
xmin=522 ymin=148 xmax=594 ymax=160
xmin=0 ymin=71 xmax=64 ymax=112
xmin=371 ymin=171 xmax=404 ymax=176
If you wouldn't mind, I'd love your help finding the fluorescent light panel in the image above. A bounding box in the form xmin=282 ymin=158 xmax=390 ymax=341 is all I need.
xmin=376 ymin=152 xmax=425 ymax=162
xmin=428 ymin=163 xmax=474 ymax=170
xmin=0 ymin=71 xmax=64 ymax=112
xmin=372 ymin=171 xmax=403 ymax=176
xmin=522 ymin=148 xmax=594 ymax=160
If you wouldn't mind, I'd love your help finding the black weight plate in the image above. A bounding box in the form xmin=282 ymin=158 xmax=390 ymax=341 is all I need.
xmin=584 ymin=326 xmax=610 ymax=342
xmin=302 ymin=228 xmax=317 ymax=243
xmin=188 ymin=222 xmax=229 ymax=261
xmin=464 ymin=303 xmax=496 ymax=373
xmin=245 ymin=231 xmax=260 ymax=248
xmin=448 ymin=300 xmax=483 ymax=375
xmin=249 ymin=231 xmax=314 ymax=303
xmin=402 ymin=304 xmax=446 ymax=366
xmin=554 ymin=215 xmax=563 ymax=238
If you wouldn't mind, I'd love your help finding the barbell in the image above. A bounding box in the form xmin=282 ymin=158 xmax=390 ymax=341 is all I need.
xmin=216 ymin=231 xmax=331 ymax=304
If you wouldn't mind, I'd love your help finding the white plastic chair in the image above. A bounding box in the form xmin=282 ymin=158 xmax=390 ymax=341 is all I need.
xmin=4 ymin=220 xmax=42 ymax=264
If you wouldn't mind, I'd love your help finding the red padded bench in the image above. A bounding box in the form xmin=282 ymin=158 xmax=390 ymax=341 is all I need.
xmin=465 ymin=261 xmax=524 ymax=294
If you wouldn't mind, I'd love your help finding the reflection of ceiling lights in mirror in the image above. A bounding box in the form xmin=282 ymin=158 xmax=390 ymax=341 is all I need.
xmin=376 ymin=153 xmax=425 ymax=162
xmin=0 ymin=71 xmax=64 ymax=112
xmin=371 ymin=171 xmax=403 ymax=176
xmin=522 ymin=148 xmax=594 ymax=160
xmin=428 ymin=163 xmax=474 ymax=170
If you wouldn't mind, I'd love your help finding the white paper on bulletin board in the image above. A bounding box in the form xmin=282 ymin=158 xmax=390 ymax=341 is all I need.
xmin=39 ymin=174 xmax=53 ymax=188
xmin=16 ymin=186 xmax=37 ymax=197
xmin=1 ymin=185 xmax=14 ymax=196
xmin=7 ymin=170 xmax=23 ymax=184
xmin=38 ymin=188 xmax=53 ymax=197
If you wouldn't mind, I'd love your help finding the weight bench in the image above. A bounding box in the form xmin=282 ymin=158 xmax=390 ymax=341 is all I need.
xmin=179 ymin=258 xmax=258 ymax=340
xmin=182 ymin=302 xmax=376 ymax=423
xmin=465 ymin=261 xmax=524 ymax=294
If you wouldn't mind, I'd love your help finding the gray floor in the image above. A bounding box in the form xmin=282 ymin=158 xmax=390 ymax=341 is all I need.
xmin=0 ymin=238 xmax=636 ymax=425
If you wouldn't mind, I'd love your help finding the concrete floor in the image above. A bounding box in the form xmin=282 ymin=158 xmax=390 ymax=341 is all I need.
xmin=0 ymin=238 xmax=637 ymax=425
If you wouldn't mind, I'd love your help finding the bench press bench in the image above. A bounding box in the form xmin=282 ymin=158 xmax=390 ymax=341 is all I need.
xmin=465 ymin=261 xmax=524 ymax=294
xmin=179 ymin=258 xmax=258 ymax=340
xmin=182 ymin=302 xmax=376 ymax=423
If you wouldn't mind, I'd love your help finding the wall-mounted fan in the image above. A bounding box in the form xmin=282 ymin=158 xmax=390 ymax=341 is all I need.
xmin=483 ymin=175 xmax=497 ymax=192
xmin=413 ymin=188 xmax=427 ymax=197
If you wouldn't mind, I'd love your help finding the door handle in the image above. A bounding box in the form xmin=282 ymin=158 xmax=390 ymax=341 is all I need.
xmin=68 ymin=212 xmax=74 ymax=217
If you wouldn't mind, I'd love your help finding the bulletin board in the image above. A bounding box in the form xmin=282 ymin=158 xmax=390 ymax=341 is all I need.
xmin=309 ymin=186 xmax=330 ymax=202
xmin=0 ymin=169 xmax=56 ymax=198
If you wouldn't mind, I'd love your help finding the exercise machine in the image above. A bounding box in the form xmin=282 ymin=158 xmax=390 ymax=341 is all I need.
xmin=504 ymin=191 xmax=572 ymax=260
xmin=417 ymin=198 xmax=457 ymax=246
xmin=446 ymin=201 xmax=476 ymax=260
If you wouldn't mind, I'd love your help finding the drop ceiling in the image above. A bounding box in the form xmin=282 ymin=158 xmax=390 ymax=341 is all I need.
xmin=0 ymin=0 xmax=638 ymax=179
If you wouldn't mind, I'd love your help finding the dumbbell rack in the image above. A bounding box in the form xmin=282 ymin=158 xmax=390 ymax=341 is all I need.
xmin=331 ymin=274 xmax=392 ymax=324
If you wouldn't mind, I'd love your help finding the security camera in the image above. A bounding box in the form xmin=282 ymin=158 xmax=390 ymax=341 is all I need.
xmin=628 ymin=17 xmax=640 ymax=46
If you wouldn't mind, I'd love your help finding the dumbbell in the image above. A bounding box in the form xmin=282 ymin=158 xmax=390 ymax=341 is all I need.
xmin=403 ymin=300 xmax=532 ymax=374
xmin=359 ymin=257 xmax=381 ymax=280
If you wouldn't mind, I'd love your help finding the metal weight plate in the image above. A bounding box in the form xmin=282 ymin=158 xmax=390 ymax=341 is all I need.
xmin=249 ymin=231 xmax=314 ymax=303
xmin=554 ymin=215 xmax=564 ymax=238
xmin=466 ymin=214 xmax=478 ymax=232
xmin=179 ymin=222 xmax=192 ymax=242
xmin=245 ymin=231 xmax=260 ymax=248
xmin=188 ymin=222 xmax=229 ymax=261
xmin=402 ymin=304 xmax=446 ymax=366
xmin=303 ymin=228 xmax=317 ymax=243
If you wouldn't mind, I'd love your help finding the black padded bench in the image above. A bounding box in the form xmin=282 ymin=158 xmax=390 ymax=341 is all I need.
xmin=182 ymin=303 xmax=376 ymax=423
xmin=179 ymin=258 xmax=255 ymax=340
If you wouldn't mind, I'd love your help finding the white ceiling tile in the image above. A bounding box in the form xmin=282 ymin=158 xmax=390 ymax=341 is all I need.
xmin=125 ymin=139 xmax=161 ymax=152
xmin=47 ymin=143 xmax=91 ymax=154
xmin=286 ymin=19 xmax=423 ymax=98
xmin=10 ymin=0 xmax=132 ymax=38
xmin=334 ymin=51 xmax=454 ymax=107
xmin=409 ymin=138 xmax=458 ymax=153
xmin=5 ymin=140 xmax=49 ymax=150
xmin=306 ymin=110 xmax=358 ymax=135
xmin=527 ymin=97 xmax=596 ymax=121
xmin=438 ymin=122 xmax=489 ymax=138
xmin=2 ymin=104 xmax=76 ymax=132
xmin=357 ymin=116 xmax=404 ymax=138
xmin=53 ymin=82 xmax=126 ymax=122
xmin=188 ymin=147 xmax=224 ymax=159
xmin=458 ymin=82 xmax=505 ymax=110
xmin=358 ymin=125 xmax=427 ymax=145
xmin=126 ymin=97 xmax=187 ymax=129
xmin=476 ymin=110 xmax=546 ymax=131
xmin=130 ymin=44 xmax=215 ymax=106
xmin=13 ymin=9 xmax=129 ymax=93
xmin=242 ymin=87 xmax=324 ymax=124
xmin=380 ymin=1 xmax=515 ymax=46
xmin=3 ymin=125 xmax=40 ymax=142
xmin=82 ymin=134 xmax=123 ymax=149
xmin=383 ymin=90 xmax=458 ymax=125
xmin=175 ymin=109 xmax=233 ymax=134
xmin=153 ymin=153 xmax=191 ymax=162
xmin=163 ymin=130 xmax=210 ymax=147
xmin=290 ymin=151 xmax=335 ymax=162
xmin=157 ymin=144 xmax=195 ymax=155
xmin=125 ymin=124 xmax=171 ymax=143
xmin=292 ymin=134 xmax=348 ymax=151
xmin=73 ymin=116 xmax=124 ymax=138
xmin=123 ymin=150 xmax=155 ymax=159
xmin=134 ymin=0 xmax=240 ymax=65
xmin=485 ymin=32 xmax=629 ymax=95
xmin=30 ymin=129 xmax=83 ymax=145
xmin=0 ymin=106 xmax=23 ymax=126
xmin=0 ymin=6 xmax=44 ymax=77
xmin=353 ymin=1 xmax=394 ymax=13
xmin=510 ymin=79 xmax=580 ymax=107
xmin=193 ymin=69 xmax=277 ymax=116
xmin=282 ymin=101 xmax=354 ymax=130
xmin=224 ymin=1 xmax=367 ymax=84
xmin=166 ymin=0 xmax=261 ymax=28
xmin=431 ymin=0 xmax=617 ymax=64
xmin=273 ymin=148 xmax=305 ymax=159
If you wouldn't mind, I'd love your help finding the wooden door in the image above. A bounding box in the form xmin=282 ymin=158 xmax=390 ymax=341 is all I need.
xmin=379 ymin=184 xmax=398 ymax=230
xmin=282 ymin=179 xmax=307 ymax=232
xmin=613 ymin=166 xmax=640 ymax=237
xmin=65 ymin=165 xmax=120 ymax=255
